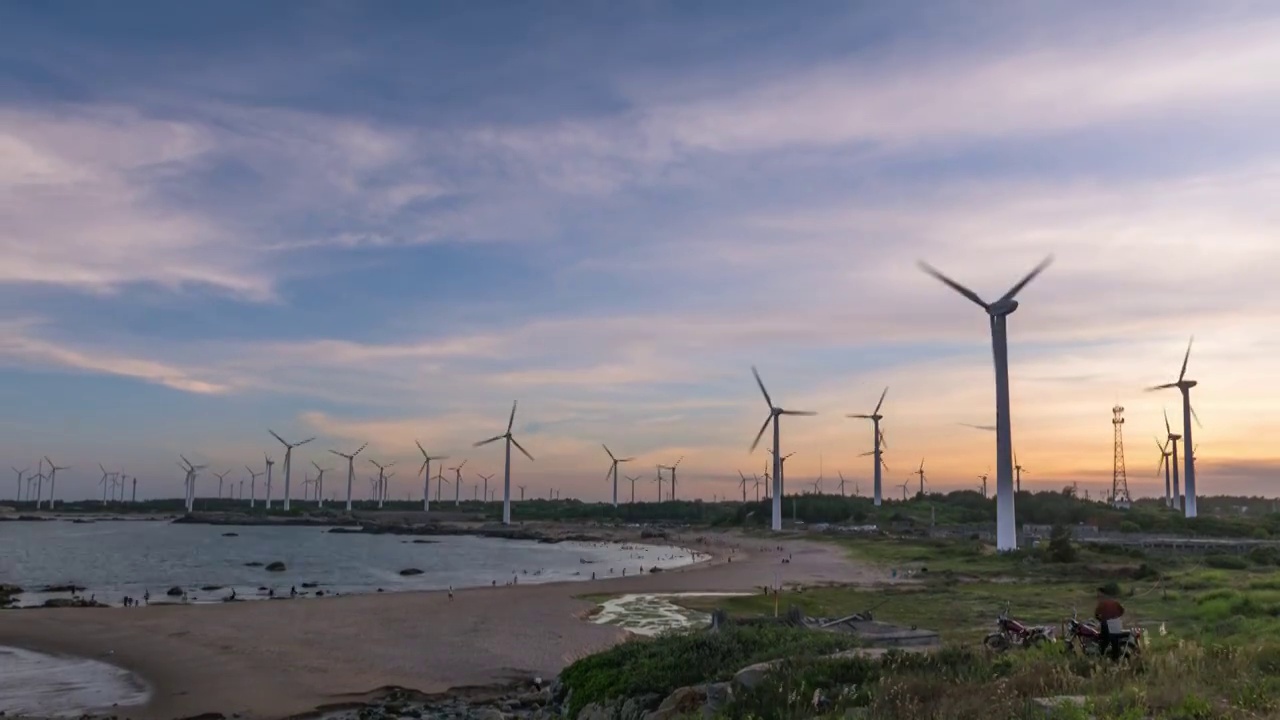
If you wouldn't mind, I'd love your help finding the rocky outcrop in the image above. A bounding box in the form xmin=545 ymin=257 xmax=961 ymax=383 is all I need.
xmin=38 ymin=583 xmax=85 ymax=593
xmin=167 ymin=586 xmax=184 ymax=597
xmin=265 ymin=561 xmax=287 ymax=572
xmin=399 ymin=568 xmax=424 ymax=576
xmin=41 ymin=597 xmax=107 ymax=608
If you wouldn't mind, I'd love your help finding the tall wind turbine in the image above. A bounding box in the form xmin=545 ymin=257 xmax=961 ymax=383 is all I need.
xmin=749 ymin=367 xmax=816 ymax=531
xmin=1156 ymin=437 xmax=1174 ymax=508
xmin=847 ymin=387 xmax=889 ymax=506
xmin=473 ymin=401 xmax=534 ymax=526
xmin=919 ymin=255 xmax=1052 ymax=551
xmin=310 ymin=460 xmax=331 ymax=506
xmin=268 ymin=430 xmax=314 ymax=512
xmin=1146 ymin=339 xmax=1200 ymax=517
xmin=414 ymin=441 xmax=446 ymax=512
xmin=328 ymin=442 xmax=367 ymax=511
xmin=43 ymin=456 xmax=67 ymax=509
xmin=602 ymin=445 xmax=634 ymax=507
xmin=368 ymin=458 xmax=393 ymax=508
xmin=264 ymin=454 xmax=275 ymax=509
xmin=914 ymin=459 xmax=926 ymax=497
xmin=245 ymin=466 xmax=263 ymax=508
xmin=450 ymin=460 xmax=468 ymax=506
xmin=12 ymin=466 xmax=27 ymax=502
xmin=659 ymin=457 xmax=685 ymax=500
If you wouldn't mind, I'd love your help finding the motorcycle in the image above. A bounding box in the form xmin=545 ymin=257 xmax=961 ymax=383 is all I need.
xmin=1063 ymin=609 xmax=1143 ymax=659
xmin=983 ymin=603 xmax=1055 ymax=652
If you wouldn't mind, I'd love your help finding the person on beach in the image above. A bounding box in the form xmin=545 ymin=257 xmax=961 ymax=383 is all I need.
xmin=448 ymin=586 xmax=454 ymax=600
xmin=143 ymin=589 xmax=150 ymax=605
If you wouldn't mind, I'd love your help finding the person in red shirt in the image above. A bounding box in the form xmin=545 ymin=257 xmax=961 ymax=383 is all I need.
xmin=1094 ymin=588 xmax=1126 ymax=660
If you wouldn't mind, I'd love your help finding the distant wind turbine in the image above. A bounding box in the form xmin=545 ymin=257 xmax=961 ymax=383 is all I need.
xmin=43 ymin=456 xmax=68 ymax=509
xmin=602 ymin=445 xmax=634 ymax=507
xmin=914 ymin=459 xmax=926 ymax=497
xmin=12 ymin=466 xmax=27 ymax=503
xmin=450 ymin=459 xmax=468 ymax=506
xmin=1146 ymin=339 xmax=1200 ymax=517
xmin=245 ymin=465 xmax=263 ymax=507
xmin=310 ymin=460 xmax=331 ymax=506
xmin=837 ymin=471 xmax=848 ymax=497
xmin=264 ymin=454 xmax=275 ymax=509
xmin=737 ymin=470 xmax=750 ymax=502
xmin=214 ymin=470 xmax=231 ymax=499
xmin=847 ymin=387 xmax=889 ymax=506
xmin=898 ymin=481 xmax=911 ymax=501
xmin=624 ymin=475 xmax=639 ymax=503
xmin=658 ymin=456 xmax=684 ymax=500
xmin=98 ymin=464 xmax=113 ymax=505
xmin=268 ymin=429 xmax=315 ymax=512
xmin=749 ymin=367 xmax=816 ymax=531
xmin=919 ymin=254 xmax=1053 ymax=551
xmin=1156 ymin=437 xmax=1174 ymax=508
xmin=1162 ymin=409 xmax=1182 ymax=511
xmin=368 ymin=458 xmax=393 ymax=508
xmin=414 ymin=441 xmax=446 ymax=512
xmin=518 ymin=484 xmax=526 ymax=501
xmin=479 ymin=472 xmax=494 ymax=502
xmin=474 ymin=401 xmax=534 ymax=525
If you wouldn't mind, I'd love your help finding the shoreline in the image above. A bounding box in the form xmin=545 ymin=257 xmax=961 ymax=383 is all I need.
xmin=0 ymin=529 xmax=883 ymax=719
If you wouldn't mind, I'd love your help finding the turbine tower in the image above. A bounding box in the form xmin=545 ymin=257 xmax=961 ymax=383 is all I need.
xmin=602 ymin=445 xmax=634 ymax=507
xmin=1146 ymin=338 xmax=1200 ymax=517
xmin=1111 ymin=405 xmax=1131 ymax=509
xmin=414 ymin=441 xmax=446 ymax=512
xmin=245 ymin=465 xmax=263 ymax=508
xmin=847 ymin=387 xmax=889 ymax=506
xmin=474 ymin=401 xmax=534 ymax=525
xmin=919 ymin=254 xmax=1052 ymax=551
xmin=268 ymin=430 xmax=314 ymax=512
xmin=749 ymin=367 xmax=816 ymax=532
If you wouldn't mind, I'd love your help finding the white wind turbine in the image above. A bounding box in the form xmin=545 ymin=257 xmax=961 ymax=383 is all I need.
xmin=658 ymin=457 xmax=685 ymax=500
xmin=919 ymin=255 xmax=1052 ymax=551
xmin=43 ymin=456 xmax=68 ymax=509
xmin=12 ymin=466 xmax=27 ymax=503
xmin=737 ymin=470 xmax=750 ymax=502
xmin=311 ymin=460 xmax=331 ymax=506
xmin=268 ymin=430 xmax=314 ymax=512
xmin=179 ymin=455 xmax=206 ymax=513
xmin=837 ymin=470 xmax=848 ymax=497
xmin=473 ymin=401 xmax=534 ymax=526
xmin=1145 ymin=338 xmax=1202 ymax=517
xmin=264 ymin=454 xmax=275 ymax=509
xmin=518 ymin=484 xmax=527 ymax=501
xmin=329 ymin=442 xmax=367 ymax=511
xmin=214 ymin=470 xmax=231 ymax=499
xmin=449 ymin=460 xmax=468 ymax=506
xmin=602 ymin=445 xmax=634 ymax=507
xmin=245 ymin=465 xmax=263 ymax=507
xmin=98 ymin=464 xmax=113 ymax=505
xmin=479 ymin=472 xmax=494 ymax=502
xmin=1156 ymin=437 xmax=1174 ymax=508
xmin=435 ymin=466 xmax=449 ymax=503
xmin=749 ymin=367 xmax=817 ymax=531
xmin=414 ymin=441 xmax=446 ymax=512
xmin=624 ymin=475 xmax=639 ymax=503
xmin=368 ymin=458 xmax=393 ymax=508
xmin=847 ymin=387 xmax=889 ymax=506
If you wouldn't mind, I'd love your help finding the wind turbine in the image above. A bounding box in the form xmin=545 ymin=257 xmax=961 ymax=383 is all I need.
xmin=753 ymin=474 xmax=762 ymax=501
xmin=450 ymin=460 xmax=468 ymax=506
xmin=264 ymin=454 xmax=275 ymax=509
xmin=919 ymin=255 xmax=1052 ymax=551
xmin=12 ymin=466 xmax=27 ymax=503
xmin=737 ymin=470 xmax=750 ymax=502
xmin=268 ymin=430 xmax=314 ymax=512
xmin=625 ymin=475 xmax=639 ymax=503
xmin=435 ymin=466 xmax=448 ymax=502
xmin=414 ymin=441 xmax=446 ymax=512
xmin=779 ymin=452 xmax=795 ymax=499
xmin=655 ymin=466 xmax=665 ymax=501
xmin=43 ymin=456 xmax=67 ymax=509
xmin=749 ymin=367 xmax=816 ymax=531
xmin=179 ymin=455 xmax=206 ymax=513
xmin=1147 ymin=344 xmax=1199 ymax=517
xmin=898 ymin=481 xmax=911 ymax=501
xmin=1162 ymin=409 xmax=1182 ymax=511
xmin=658 ymin=456 xmax=684 ymax=500
xmin=978 ymin=473 xmax=989 ymax=498
xmin=914 ymin=459 xmax=926 ymax=497
xmin=245 ymin=466 xmax=263 ymax=507
xmin=368 ymin=458 xmax=393 ymax=508
xmin=311 ymin=460 xmax=331 ymax=506
xmin=1014 ymin=452 xmax=1026 ymax=493
xmin=847 ymin=387 xmax=889 ymax=506
xmin=837 ymin=470 xmax=848 ymax=497
xmin=479 ymin=473 xmax=494 ymax=502
xmin=518 ymin=484 xmax=527 ymax=501
xmin=602 ymin=445 xmax=634 ymax=507
xmin=1156 ymin=437 xmax=1174 ymax=508
xmin=301 ymin=472 xmax=315 ymax=501
xmin=473 ymin=401 xmax=534 ymax=525
xmin=98 ymin=464 xmax=113 ymax=505
xmin=214 ymin=470 xmax=232 ymax=499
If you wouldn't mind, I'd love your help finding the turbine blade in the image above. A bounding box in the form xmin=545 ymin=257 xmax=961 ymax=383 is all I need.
xmin=917 ymin=261 xmax=990 ymax=309
xmin=749 ymin=415 xmax=771 ymax=452
xmin=511 ymin=436 xmax=534 ymax=461
xmin=998 ymin=254 xmax=1054 ymax=303
xmin=416 ymin=440 xmax=427 ymax=456
xmin=847 ymin=414 xmax=872 ymax=419
xmin=1164 ymin=408 xmax=1172 ymax=435
xmin=1146 ymin=383 xmax=1178 ymax=391
xmin=751 ymin=366 xmax=773 ymax=409
xmin=860 ymin=450 xmax=875 ymax=456
xmin=268 ymin=429 xmax=286 ymax=445
xmin=297 ymin=437 xmax=315 ymax=446
xmin=1179 ymin=336 xmax=1193 ymax=382
xmin=1191 ymin=404 xmax=1202 ymax=428
xmin=329 ymin=449 xmax=343 ymax=457
xmin=475 ymin=434 xmax=505 ymax=447
xmin=780 ymin=410 xmax=817 ymax=416
xmin=874 ymin=386 xmax=888 ymax=414
xmin=619 ymin=457 xmax=635 ymax=462
xmin=507 ymin=400 xmax=518 ymax=433
xmin=602 ymin=444 xmax=615 ymax=461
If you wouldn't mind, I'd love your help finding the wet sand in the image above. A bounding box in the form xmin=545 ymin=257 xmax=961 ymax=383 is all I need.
xmin=0 ymin=531 xmax=885 ymax=719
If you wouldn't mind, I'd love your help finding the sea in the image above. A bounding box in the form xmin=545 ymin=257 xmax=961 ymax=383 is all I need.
xmin=0 ymin=517 xmax=704 ymax=716
xmin=2 ymin=517 xmax=704 ymax=606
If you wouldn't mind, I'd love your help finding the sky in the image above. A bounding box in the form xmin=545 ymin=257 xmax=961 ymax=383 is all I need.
xmin=3 ymin=1 xmax=1280 ymax=504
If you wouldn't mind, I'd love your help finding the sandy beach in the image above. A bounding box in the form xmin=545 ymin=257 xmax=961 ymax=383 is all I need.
xmin=0 ymin=529 xmax=885 ymax=719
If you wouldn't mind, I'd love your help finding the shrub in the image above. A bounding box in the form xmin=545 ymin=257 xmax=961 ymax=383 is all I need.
xmin=1119 ymin=521 xmax=1141 ymax=533
xmin=1133 ymin=563 xmax=1162 ymax=580
xmin=1205 ymin=554 xmax=1249 ymax=570
xmin=1047 ymin=526 xmax=1078 ymax=563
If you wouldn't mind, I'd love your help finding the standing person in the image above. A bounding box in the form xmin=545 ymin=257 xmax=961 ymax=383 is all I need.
xmin=1094 ymin=587 xmax=1126 ymax=660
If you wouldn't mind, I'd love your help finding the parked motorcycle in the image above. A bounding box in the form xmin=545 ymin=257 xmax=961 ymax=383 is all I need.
xmin=983 ymin=603 xmax=1055 ymax=652
xmin=1063 ymin=609 xmax=1143 ymax=659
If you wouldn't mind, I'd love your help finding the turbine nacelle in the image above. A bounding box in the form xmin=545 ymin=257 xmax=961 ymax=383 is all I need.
xmin=987 ymin=298 xmax=1019 ymax=316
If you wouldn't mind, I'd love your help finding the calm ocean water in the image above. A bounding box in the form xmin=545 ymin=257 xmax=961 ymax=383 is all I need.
xmin=2 ymin=518 xmax=702 ymax=606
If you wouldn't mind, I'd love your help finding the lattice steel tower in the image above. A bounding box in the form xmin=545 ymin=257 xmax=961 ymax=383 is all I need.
xmin=1112 ymin=404 xmax=1131 ymax=508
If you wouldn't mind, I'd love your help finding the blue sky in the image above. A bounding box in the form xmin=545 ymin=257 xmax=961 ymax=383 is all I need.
xmin=4 ymin=1 xmax=1280 ymax=502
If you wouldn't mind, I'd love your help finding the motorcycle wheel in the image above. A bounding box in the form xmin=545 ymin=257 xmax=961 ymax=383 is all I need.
xmin=984 ymin=633 xmax=1011 ymax=652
